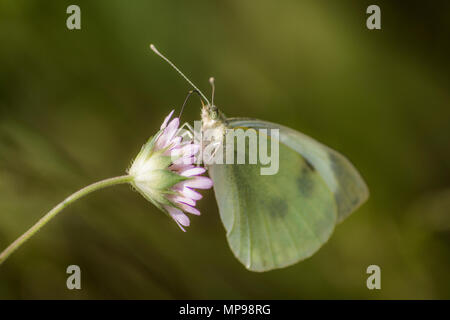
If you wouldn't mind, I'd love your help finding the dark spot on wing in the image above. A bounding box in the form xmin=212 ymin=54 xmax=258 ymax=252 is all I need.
xmin=304 ymin=157 xmax=316 ymax=172
xmin=297 ymin=165 xmax=314 ymax=197
xmin=327 ymin=149 xmax=367 ymax=216
xmin=328 ymin=152 xmax=341 ymax=177
xmin=269 ymin=198 xmax=288 ymax=218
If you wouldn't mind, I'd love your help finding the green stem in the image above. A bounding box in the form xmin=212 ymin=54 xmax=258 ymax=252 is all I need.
xmin=0 ymin=175 xmax=133 ymax=266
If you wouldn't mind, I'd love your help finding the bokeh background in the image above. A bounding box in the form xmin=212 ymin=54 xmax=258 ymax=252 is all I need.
xmin=0 ymin=0 xmax=449 ymax=299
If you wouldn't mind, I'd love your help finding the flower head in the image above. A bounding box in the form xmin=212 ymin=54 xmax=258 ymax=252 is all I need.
xmin=128 ymin=110 xmax=213 ymax=231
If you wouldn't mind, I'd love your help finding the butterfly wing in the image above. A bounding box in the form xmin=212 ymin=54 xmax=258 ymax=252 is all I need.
xmin=208 ymin=126 xmax=337 ymax=272
xmin=226 ymin=118 xmax=369 ymax=223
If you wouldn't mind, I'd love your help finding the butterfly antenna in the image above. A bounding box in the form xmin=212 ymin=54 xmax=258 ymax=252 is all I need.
xmin=209 ymin=77 xmax=215 ymax=107
xmin=179 ymin=89 xmax=201 ymax=118
xmin=150 ymin=44 xmax=210 ymax=106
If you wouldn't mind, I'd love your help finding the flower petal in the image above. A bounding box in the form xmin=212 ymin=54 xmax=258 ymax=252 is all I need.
xmin=178 ymin=203 xmax=200 ymax=215
xmin=166 ymin=206 xmax=190 ymax=231
xmin=161 ymin=110 xmax=175 ymax=129
xmin=156 ymin=118 xmax=180 ymax=150
xmin=170 ymin=143 xmax=199 ymax=158
xmin=171 ymin=155 xmax=196 ymax=167
xmin=183 ymin=176 xmax=213 ymax=189
xmin=164 ymin=118 xmax=180 ymax=142
xmin=180 ymin=167 xmax=206 ymax=177
xmin=179 ymin=187 xmax=203 ymax=200
xmin=168 ymin=194 xmax=196 ymax=206
xmin=163 ymin=136 xmax=182 ymax=155
xmin=169 ymin=136 xmax=182 ymax=147
xmin=170 ymin=163 xmax=194 ymax=172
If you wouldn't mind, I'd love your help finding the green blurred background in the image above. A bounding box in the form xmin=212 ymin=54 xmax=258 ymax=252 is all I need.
xmin=0 ymin=0 xmax=449 ymax=299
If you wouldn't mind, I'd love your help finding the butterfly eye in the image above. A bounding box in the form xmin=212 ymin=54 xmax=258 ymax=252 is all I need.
xmin=209 ymin=105 xmax=218 ymax=120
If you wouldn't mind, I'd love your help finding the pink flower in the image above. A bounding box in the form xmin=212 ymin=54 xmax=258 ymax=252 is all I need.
xmin=128 ymin=110 xmax=213 ymax=231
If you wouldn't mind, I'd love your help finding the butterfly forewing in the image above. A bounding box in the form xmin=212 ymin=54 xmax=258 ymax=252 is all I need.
xmin=226 ymin=118 xmax=369 ymax=223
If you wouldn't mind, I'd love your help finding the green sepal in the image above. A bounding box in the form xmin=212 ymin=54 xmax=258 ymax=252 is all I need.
xmin=151 ymin=152 xmax=174 ymax=170
xmin=135 ymin=129 xmax=163 ymax=161
xmin=151 ymin=169 xmax=188 ymax=191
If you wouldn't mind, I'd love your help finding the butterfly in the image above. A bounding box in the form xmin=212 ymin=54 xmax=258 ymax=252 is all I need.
xmin=150 ymin=44 xmax=369 ymax=272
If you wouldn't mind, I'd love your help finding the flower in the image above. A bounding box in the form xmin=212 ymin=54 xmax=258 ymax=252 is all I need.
xmin=128 ymin=110 xmax=213 ymax=231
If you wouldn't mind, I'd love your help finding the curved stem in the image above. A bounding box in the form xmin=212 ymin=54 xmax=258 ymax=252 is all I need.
xmin=0 ymin=175 xmax=133 ymax=266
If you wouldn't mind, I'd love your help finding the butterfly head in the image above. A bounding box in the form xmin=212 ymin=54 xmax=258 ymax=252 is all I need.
xmin=203 ymin=103 xmax=222 ymax=121
xmin=201 ymin=103 xmax=223 ymax=128
xmin=209 ymin=104 xmax=219 ymax=120
xmin=201 ymin=77 xmax=226 ymax=127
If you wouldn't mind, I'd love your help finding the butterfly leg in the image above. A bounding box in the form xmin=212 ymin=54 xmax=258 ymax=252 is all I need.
xmin=181 ymin=122 xmax=195 ymax=133
xmin=205 ymin=141 xmax=222 ymax=164
xmin=177 ymin=122 xmax=194 ymax=141
xmin=178 ymin=90 xmax=204 ymax=119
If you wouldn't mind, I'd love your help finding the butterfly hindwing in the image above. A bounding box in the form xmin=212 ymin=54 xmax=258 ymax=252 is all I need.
xmin=208 ymin=128 xmax=337 ymax=271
